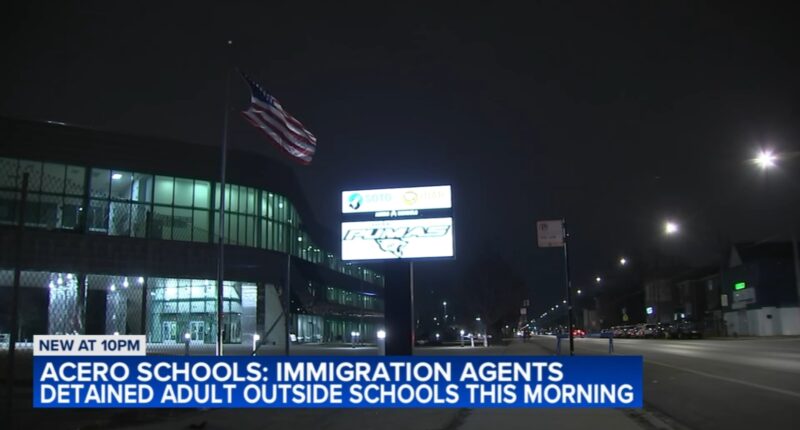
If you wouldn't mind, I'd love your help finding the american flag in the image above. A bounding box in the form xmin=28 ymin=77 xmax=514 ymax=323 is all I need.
xmin=239 ymin=72 xmax=317 ymax=165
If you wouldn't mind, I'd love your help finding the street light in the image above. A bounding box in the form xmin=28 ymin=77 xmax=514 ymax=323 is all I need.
xmin=754 ymin=149 xmax=777 ymax=169
xmin=664 ymin=221 xmax=679 ymax=235
xmin=577 ymin=289 xmax=582 ymax=295
xmin=619 ymin=257 xmax=627 ymax=266
xmin=377 ymin=329 xmax=386 ymax=355
xmin=442 ymin=301 xmax=448 ymax=322
xmin=595 ymin=276 xmax=602 ymax=283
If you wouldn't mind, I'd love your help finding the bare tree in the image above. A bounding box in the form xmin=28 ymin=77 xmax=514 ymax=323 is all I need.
xmin=462 ymin=248 xmax=526 ymax=335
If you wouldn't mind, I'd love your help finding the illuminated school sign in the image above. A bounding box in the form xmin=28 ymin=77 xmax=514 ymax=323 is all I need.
xmin=341 ymin=186 xmax=454 ymax=261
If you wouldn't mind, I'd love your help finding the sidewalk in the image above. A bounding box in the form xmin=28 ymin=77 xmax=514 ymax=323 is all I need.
xmin=127 ymin=407 xmax=649 ymax=430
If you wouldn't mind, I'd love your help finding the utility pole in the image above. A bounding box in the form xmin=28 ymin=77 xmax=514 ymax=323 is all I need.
xmin=562 ymin=220 xmax=575 ymax=356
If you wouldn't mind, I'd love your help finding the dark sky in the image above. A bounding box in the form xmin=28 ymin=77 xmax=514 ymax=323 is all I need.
xmin=2 ymin=1 xmax=799 ymax=317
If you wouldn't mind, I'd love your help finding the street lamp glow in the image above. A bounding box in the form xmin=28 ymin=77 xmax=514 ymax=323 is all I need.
xmin=443 ymin=301 xmax=447 ymax=306
xmin=619 ymin=257 xmax=627 ymax=266
xmin=595 ymin=276 xmax=602 ymax=283
xmin=577 ymin=289 xmax=582 ymax=295
xmin=754 ymin=149 xmax=777 ymax=169
xmin=664 ymin=221 xmax=679 ymax=235
xmin=377 ymin=329 xmax=386 ymax=340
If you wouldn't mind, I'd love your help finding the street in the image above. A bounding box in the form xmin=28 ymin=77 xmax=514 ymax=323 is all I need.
xmin=7 ymin=337 xmax=800 ymax=429
xmin=522 ymin=335 xmax=800 ymax=429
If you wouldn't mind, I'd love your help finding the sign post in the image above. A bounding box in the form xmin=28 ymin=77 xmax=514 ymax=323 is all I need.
xmin=537 ymin=219 xmax=575 ymax=356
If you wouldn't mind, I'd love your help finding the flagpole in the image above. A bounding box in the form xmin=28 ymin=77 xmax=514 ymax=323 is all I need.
xmin=285 ymin=237 xmax=291 ymax=356
xmin=216 ymin=64 xmax=233 ymax=357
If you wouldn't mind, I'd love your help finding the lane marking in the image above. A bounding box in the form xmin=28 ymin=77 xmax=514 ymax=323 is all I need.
xmin=646 ymin=359 xmax=800 ymax=399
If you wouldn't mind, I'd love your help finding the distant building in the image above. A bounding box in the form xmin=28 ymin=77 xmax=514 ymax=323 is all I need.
xmin=721 ymin=242 xmax=800 ymax=336
xmin=643 ymin=266 xmax=724 ymax=335
xmin=0 ymin=117 xmax=384 ymax=351
xmin=644 ymin=277 xmax=674 ymax=324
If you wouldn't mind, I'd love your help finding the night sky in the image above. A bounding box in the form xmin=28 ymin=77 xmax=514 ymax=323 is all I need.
xmin=2 ymin=1 xmax=799 ymax=318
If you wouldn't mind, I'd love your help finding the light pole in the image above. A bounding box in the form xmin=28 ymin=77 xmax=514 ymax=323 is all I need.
xmin=749 ymin=149 xmax=800 ymax=316
xmin=753 ymin=149 xmax=777 ymax=170
xmin=252 ymin=333 xmax=260 ymax=355
xmin=377 ymin=329 xmax=386 ymax=355
xmin=664 ymin=221 xmax=679 ymax=235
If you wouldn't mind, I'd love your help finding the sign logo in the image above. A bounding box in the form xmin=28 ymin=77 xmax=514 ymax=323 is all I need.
xmin=343 ymin=224 xmax=451 ymax=258
xmin=348 ymin=193 xmax=363 ymax=210
xmin=403 ymin=191 xmax=418 ymax=206
xmin=376 ymin=238 xmax=408 ymax=257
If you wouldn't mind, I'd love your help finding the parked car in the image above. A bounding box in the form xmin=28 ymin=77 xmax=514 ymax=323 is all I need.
xmin=641 ymin=324 xmax=658 ymax=338
xmin=631 ymin=323 xmax=647 ymax=338
xmin=571 ymin=328 xmax=586 ymax=338
xmin=669 ymin=320 xmax=702 ymax=339
xmin=655 ymin=322 xmax=672 ymax=338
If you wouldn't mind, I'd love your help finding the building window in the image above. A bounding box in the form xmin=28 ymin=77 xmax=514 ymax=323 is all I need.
xmin=0 ymin=157 xmax=384 ymax=288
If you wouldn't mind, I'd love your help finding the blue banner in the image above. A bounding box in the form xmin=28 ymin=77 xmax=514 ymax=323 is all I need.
xmin=34 ymin=355 xmax=642 ymax=408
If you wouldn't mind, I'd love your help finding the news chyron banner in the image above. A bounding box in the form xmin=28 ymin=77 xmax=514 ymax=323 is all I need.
xmin=341 ymin=186 xmax=454 ymax=261
xmin=33 ymin=335 xmax=643 ymax=408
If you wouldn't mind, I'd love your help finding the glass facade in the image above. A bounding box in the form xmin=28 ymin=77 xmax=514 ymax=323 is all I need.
xmin=0 ymin=270 xmax=380 ymax=345
xmin=0 ymin=157 xmax=85 ymax=230
xmin=0 ymin=155 xmax=385 ymax=349
xmin=326 ymin=286 xmax=383 ymax=311
xmin=0 ymin=156 xmax=383 ymax=287
xmin=293 ymin=314 xmax=379 ymax=343
xmin=0 ymin=270 xmax=254 ymax=346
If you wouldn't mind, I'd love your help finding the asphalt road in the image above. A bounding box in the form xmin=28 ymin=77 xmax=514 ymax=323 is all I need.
xmin=6 ymin=337 xmax=799 ymax=429
xmin=523 ymin=335 xmax=800 ymax=430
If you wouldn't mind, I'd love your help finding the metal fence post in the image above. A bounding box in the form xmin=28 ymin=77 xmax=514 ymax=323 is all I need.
xmin=6 ymin=172 xmax=28 ymax=420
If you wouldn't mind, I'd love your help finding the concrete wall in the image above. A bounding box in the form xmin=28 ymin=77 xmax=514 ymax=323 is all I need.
xmin=261 ymin=283 xmax=285 ymax=348
xmin=724 ymin=306 xmax=800 ymax=336
xmin=778 ymin=307 xmax=800 ymax=335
